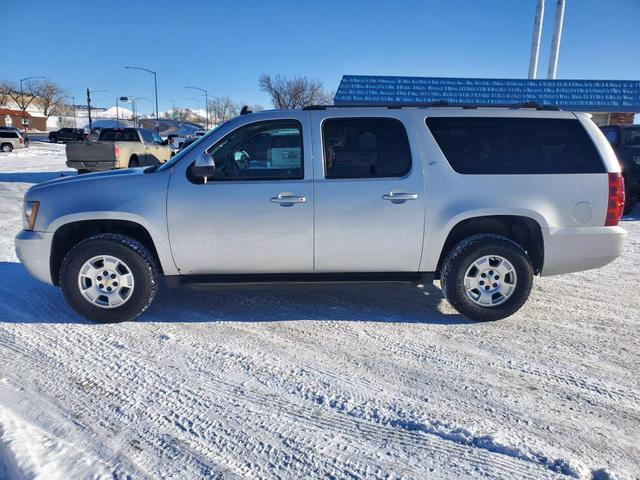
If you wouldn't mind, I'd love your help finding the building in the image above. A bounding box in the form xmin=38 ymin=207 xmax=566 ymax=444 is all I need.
xmin=0 ymin=108 xmax=47 ymax=131
xmin=334 ymin=76 xmax=640 ymax=126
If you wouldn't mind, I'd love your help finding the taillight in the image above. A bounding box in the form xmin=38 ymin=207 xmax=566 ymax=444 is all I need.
xmin=114 ymin=144 xmax=121 ymax=157
xmin=605 ymin=173 xmax=625 ymax=226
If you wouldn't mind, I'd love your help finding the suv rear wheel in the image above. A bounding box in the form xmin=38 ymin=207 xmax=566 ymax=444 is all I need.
xmin=1 ymin=143 xmax=13 ymax=152
xmin=60 ymin=234 xmax=158 ymax=323
xmin=440 ymin=234 xmax=533 ymax=321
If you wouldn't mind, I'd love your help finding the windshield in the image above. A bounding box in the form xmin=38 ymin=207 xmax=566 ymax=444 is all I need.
xmin=155 ymin=122 xmax=228 ymax=172
xmin=623 ymin=127 xmax=640 ymax=146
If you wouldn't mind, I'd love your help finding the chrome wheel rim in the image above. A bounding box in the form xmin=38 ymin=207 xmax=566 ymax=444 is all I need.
xmin=77 ymin=255 xmax=135 ymax=309
xmin=464 ymin=255 xmax=517 ymax=307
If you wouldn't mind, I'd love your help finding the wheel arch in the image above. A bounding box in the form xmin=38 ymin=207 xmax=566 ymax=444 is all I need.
xmin=50 ymin=219 xmax=163 ymax=286
xmin=435 ymin=215 xmax=544 ymax=277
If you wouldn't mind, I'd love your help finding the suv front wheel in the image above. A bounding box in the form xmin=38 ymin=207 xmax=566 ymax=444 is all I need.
xmin=440 ymin=234 xmax=533 ymax=321
xmin=60 ymin=234 xmax=158 ymax=323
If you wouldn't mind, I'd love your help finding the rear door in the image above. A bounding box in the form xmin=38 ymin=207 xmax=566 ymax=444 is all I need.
xmin=310 ymin=110 xmax=426 ymax=272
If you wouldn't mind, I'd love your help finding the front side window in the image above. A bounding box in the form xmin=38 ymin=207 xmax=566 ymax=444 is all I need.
xmin=322 ymin=118 xmax=411 ymax=179
xmin=426 ymin=117 xmax=605 ymax=175
xmin=152 ymin=132 xmax=163 ymax=144
xmin=205 ymin=120 xmax=303 ymax=180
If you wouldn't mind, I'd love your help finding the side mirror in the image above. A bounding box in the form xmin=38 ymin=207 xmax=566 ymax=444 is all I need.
xmin=191 ymin=151 xmax=216 ymax=181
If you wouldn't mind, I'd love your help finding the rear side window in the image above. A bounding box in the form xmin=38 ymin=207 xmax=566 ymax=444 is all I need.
xmin=0 ymin=132 xmax=18 ymax=138
xmin=426 ymin=117 xmax=605 ymax=174
xmin=323 ymin=118 xmax=412 ymax=178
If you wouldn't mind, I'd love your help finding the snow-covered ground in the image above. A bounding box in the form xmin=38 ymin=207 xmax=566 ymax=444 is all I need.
xmin=0 ymin=143 xmax=638 ymax=479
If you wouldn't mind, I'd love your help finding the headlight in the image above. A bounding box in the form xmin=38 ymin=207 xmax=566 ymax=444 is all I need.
xmin=23 ymin=200 xmax=40 ymax=231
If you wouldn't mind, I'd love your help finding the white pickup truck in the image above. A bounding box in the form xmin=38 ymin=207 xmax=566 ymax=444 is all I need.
xmin=16 ymin=105 xmax=626 ymax=323
xmin=66 ymin=127 xmax=173 ymax=173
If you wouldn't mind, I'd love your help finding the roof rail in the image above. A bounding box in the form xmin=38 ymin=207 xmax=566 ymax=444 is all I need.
xmin=303 ymin=101 xmax=560 ymax=111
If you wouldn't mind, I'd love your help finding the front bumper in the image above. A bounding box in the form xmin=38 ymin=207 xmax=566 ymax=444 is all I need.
xmin=541 ymin=226 xmax=627 ymax=276
xmin=15 ymin=230 xmax=54 ymax=285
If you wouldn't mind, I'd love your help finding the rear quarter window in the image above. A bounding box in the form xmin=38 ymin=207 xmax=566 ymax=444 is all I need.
xmin=426 ymin=117 xmax=605 ymax=174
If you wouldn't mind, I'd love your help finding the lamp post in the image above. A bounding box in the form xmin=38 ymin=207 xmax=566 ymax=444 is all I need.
xmin=125 ymin=66 xmax=159 ymax=133
xmin=185 ymin=86 xmax=209 ymax=130
xmin=19 ymin=76 xmax=45 ymax=131
xmin=134 ymin=97 xmax=147 ymax=127
xmin=86 ymin=89 xmax=106 ymax=131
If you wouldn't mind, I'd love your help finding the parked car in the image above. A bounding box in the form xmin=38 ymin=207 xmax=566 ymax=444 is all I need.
xmin=49 ymin=128 xmax=89 ymax=143
xmin=65 ymin=127 xmax=173 ymax=173
xmin=16 ymin=106 xmax=626 ymax=323
xmin=0 ymin=129 xmax=27 ymax=152
xmin=600 ymin=124 xmax=640 ymax=213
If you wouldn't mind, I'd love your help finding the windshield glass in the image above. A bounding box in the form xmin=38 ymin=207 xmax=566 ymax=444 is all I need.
xmin=155 ymin=122 xmax=228 ymax=172
xmin=623 ymin=127 xmax=640 ymax=146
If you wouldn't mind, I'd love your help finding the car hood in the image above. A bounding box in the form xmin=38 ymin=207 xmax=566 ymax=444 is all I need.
xmin=27 ymin=168 xmax=146 ymax=194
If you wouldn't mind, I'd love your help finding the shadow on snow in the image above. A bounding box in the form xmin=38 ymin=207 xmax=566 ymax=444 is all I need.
xmin=0 ymin=262 xmax=472 ymax=326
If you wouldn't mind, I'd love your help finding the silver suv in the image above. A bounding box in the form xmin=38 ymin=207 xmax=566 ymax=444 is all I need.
xmin=0 ymin=129 xmax=27 ymax=152
xmin=15 ymin=106 xmax=627 ymax=323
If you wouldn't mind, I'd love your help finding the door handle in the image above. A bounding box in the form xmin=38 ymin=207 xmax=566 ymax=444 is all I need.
xmin=271 ymin=194 xmax=307 ymax=205
xmin=383 ymin=191 xmax=418 ymax=202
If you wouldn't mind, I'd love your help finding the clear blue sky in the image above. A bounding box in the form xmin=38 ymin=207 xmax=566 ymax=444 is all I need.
xmin=1 ymin=0 xmax=639 ymax=114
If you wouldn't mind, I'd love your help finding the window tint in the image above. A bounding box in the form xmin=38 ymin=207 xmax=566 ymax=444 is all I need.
xmin=623 ymin=127 xmax=640 ymax=146
xmin=323 ymin=118 xmax=411 ymax=178
xmin=100 ymin=130 xmax=140 ymax=142
xmin=426 ymin=117 xmax=605 ymax=175
xmin=205 ymin=120 xmax=303 ymax=180
xmin=0 ymin=132 xmax=18 ymax=138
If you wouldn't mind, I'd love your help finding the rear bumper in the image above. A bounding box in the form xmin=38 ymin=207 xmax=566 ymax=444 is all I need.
xmin=541 ymin=226 xmax=627 ymax=276
xmin=15 ymin=230 xmax=54 ymax=285
xmin=66 ymin=160 xmax=117 ymax=171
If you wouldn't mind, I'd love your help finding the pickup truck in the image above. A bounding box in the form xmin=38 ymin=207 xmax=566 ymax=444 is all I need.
xmin=16 ymin=106 xmax=626 ymax=323
xmin=65 ymin=128 xmax=173 ymax=173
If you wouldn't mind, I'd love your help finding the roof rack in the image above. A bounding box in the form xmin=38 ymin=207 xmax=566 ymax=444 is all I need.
xmin=303 ymin=101 xmax=561 ymax=111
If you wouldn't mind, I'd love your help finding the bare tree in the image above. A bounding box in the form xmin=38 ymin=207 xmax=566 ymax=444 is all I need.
xmin=0 ymin=80 xmax=13 ymax=106
xmin=30 ymin=80 xmax=67 ymax=119
xmin=259 ymin=74 xmax=332 ymax=109
xmin=209 ymin=96 xmax=238 ymax=125
xmin=3 ymin=79 xmax=39 ymax=113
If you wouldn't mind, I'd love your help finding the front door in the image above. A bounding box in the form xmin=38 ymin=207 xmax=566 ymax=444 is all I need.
xmin=167 ymin=113 xmax=313 ymax=274
xmin=310 ymin=111 xmax=426 ymax=272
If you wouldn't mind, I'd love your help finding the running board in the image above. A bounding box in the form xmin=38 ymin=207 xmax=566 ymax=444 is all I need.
xmin=165 ymin=272 xmax=434 ymax=290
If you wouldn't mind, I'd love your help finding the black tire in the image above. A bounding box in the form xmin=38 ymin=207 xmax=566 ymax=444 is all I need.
xmin=1 ymin=143 xmax=13 ymax=152
xmin=440 ymin=234 xmax=533 ymax=321
xmin=129 ymin=156 xmax=139 ymax=168
xmin=60 ymin=234 xmax=159 ymax=323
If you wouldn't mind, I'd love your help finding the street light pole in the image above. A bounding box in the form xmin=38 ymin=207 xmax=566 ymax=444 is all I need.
xmin=125 ymin=66 xmax=159 ymax=134
xmin=19 ymin=76 xmax=45 ymax=131
xmin=87 ymin=89 xmax=106 ymax=131
xmin=185 ymin=86 xmax=209 ymax=129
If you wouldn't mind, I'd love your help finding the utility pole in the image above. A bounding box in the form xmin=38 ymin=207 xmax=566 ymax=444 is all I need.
xmin=547 ymin=0 xmax=566 ymax=79
xmin=72 ymin=96 xmax=76 ymax=128
xmin=87 ymin=89 xmax=106 ymax=132
xmin=528 ymin=0 xmax=545 ymax=79
xmin=116 ymin=97 xmax=120 ymax=129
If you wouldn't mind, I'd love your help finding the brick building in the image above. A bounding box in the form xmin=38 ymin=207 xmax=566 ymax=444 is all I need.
xmin=0 ymin=108 xmax=47 ymax=131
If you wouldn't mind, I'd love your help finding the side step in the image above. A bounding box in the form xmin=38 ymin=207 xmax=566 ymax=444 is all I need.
xmin=165 ymin=272 xmax=434 ymax=290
